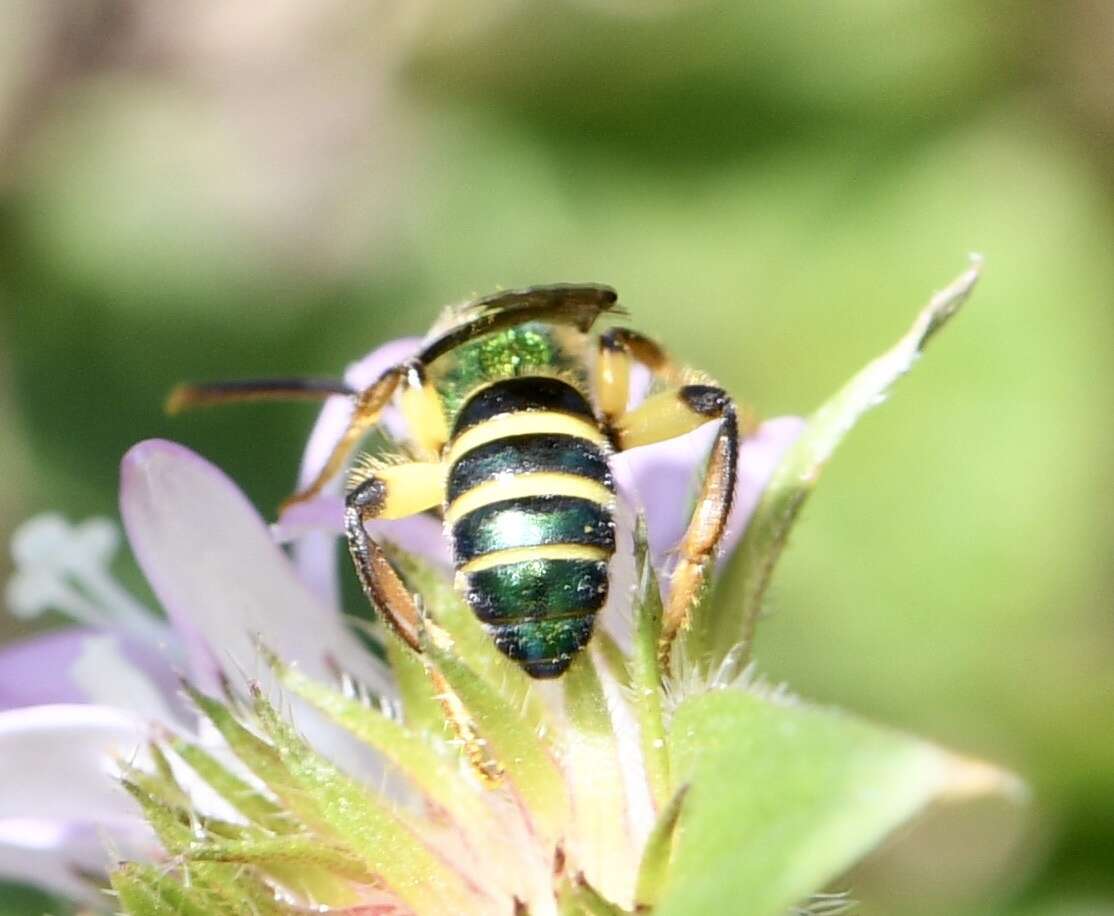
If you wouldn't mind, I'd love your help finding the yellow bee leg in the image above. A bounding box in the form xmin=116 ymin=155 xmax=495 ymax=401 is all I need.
xmin=612 ymin=385 xmax=741 ymax=671
xmin=594 ymin=328 xmax=679 ymax=425
xmin=343 ymin=459 xmax=445 ymax=651
xmin=398 ymin=364 xmax=450 ymax=458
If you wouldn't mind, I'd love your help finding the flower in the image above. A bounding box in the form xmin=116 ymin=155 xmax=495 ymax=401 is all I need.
xmin=0 ymin=344 xmax=801 ymax=910
xmin=0 ymin=262 xmax=1018 ymax=916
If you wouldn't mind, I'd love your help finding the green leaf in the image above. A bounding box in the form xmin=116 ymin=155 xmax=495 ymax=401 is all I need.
xmin=425 ymin=635 xmax=570 ymax=843
xmin=119 ymin=779 xmax=196 ymax=852
xmin=111 ymin=863 xmax=225 ymax=916
xmin=385 ymin=624 xmax=449 ymax=737
xmin=187 ymin=837 xmax=374 ymax=883
xmin=111 ymin=862 xmax=286 ymax=916
xmin=629 ymin=536 xmax=670 ymax=810
xmin=168 ymin=737 xmax=296 ymax=834
xmin=633 ymin=785 xmax=688 ymax=910
xmin=273 ymin=652 xmax=508 ymax=851
xmin=182 ymin=682 xmax=311 ymax=828
xmin=656 ymin=688 xmax=1019 ymax=916
xmin=555 ymin=873 xmax=633 ymax=916
xmin=248 ymin=686 xmax=494 ymax=916
xmin=701 ymin=259 xmax=981 ymax=670
xmin=184 ymin=680 xmax=492 ymax=914
xmin=562 ymin=652 xmax=640 ymax=902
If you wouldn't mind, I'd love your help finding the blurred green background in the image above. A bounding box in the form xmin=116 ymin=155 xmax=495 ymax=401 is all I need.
xmin=1 ymin=1 xmax=1112 ymax=914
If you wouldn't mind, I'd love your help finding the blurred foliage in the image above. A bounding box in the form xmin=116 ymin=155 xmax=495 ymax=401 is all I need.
xmin=1 ymin=0 xmax=1113 ymax=913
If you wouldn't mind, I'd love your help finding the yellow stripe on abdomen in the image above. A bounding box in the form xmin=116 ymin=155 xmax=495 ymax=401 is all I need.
xmin=444 ymin=472 xmax=613 ymax=525
xmin=457 ymin=543 xmax=611 ymax=575
xmin=446 ymin=411 xmax=607 ymax=465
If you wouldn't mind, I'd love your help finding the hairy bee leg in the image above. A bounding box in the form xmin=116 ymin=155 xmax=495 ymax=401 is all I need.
xmin=398 ymin=364 xmax=450 ymax=458
xmin=594 ymin=327 xmax=682 ymax=426
xmin=612 ymin=385 xmax=741 ymax=671
xmin=282 ymin=365 xmax=408 ymax=511
xmin=165 ymin=377 xmax=355 ymax=414
xmin=345 ymin=464 xmax=504 ymax=782
xmin=343 ymin=463 xmax=444 ymax=651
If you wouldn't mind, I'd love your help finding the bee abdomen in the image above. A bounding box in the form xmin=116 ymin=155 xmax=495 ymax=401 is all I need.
xmin=446 ymin=377 xmax=616 ymax=677
xmin=447 ymin=434 xmax=612 ymax=502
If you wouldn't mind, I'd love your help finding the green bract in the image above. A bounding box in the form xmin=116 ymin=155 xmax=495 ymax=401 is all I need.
xmin=112 ymin=261 xmax=1017 ymax=916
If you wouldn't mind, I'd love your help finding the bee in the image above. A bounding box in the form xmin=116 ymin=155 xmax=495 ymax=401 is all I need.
xmin=168 ymin=285 xmax=740 ymax=678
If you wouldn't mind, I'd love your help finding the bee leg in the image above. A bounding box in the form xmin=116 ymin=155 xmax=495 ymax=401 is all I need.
xmin=281 ymin=363 xmax=410 ymax=511
xmin=344 ymin=460 xmax=444 ymax=651
xmin=595 ymin=327 xmax=685 ymax=426
xmin=397 ymin=364 xmax=450 ymax=459
xmin=610 ymin=381 xmax=742 ymax=672
xmin=344 ymin=459 xmax=503 ymax=783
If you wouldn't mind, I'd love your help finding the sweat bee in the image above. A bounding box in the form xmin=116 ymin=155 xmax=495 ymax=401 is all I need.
xmin=168 ymin=285 xmax=739 ymax=678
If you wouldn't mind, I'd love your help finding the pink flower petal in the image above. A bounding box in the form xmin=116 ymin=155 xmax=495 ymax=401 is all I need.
xmin=120 ymin=439 xmax=392 ymax=694
xmin=613 ymin=416 xmax=805 ymax=582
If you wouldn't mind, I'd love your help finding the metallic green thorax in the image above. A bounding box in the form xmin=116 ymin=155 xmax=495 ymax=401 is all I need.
xmin=431 ymin=323 xmax=586 ymax=422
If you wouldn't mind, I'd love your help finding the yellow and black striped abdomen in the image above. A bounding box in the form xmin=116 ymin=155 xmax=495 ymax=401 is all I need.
xmin=446 ymin=377 xmax=615 ymax=678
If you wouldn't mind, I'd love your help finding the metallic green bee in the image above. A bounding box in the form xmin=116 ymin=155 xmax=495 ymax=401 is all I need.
xmin=169 ymin=285 xmax=740 ymax=677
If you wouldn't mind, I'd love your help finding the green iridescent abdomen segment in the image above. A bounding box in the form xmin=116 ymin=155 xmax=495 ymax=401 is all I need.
xmin=491 ymin=617 xmax=598 ymax=679
xmin=451 ymin=495 xmax=615 ymax=564
xmin=465 ymin=557 xmax=608 ymax=679
xmin=465 ymin=557 xmax=610 ymax=622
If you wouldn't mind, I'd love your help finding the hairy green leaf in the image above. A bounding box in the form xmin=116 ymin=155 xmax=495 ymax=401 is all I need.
xmin=629 ymin=538 xmax=670 ymax=810
xmin=657 ymin=687 xmax=1017 ymax=916
xmin=249 ymin=686 xmax=493 ymax=915
xmin=562 ymin=652 xmax=639 ymax=902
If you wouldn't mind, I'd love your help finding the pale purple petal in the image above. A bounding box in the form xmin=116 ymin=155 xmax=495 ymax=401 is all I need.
xmin=273 ymin=493 xmax=450 ymax=568
xmin=0 ymin=630 xmax=90 ymax=709
xmin=120 ymin=439 xmax=392 ymax=694
xmin=0 ymin=628 xmax=180 ymax=718
xmin=613 ymin=416 xmax=805 ymax=582
xmin=272 ymin=494 xmax=347 ymax=539
xmin=0 ymin=705 xmax=150 ymax=824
